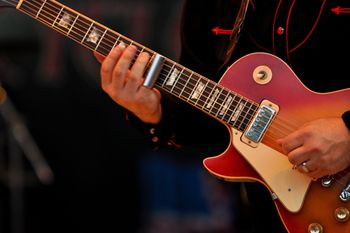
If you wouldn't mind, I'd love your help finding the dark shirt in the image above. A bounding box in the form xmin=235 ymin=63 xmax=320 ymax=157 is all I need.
xmin=128 ymin=1 xmax=350 ymax=232
xmin=152 ymin=0 xmax=350 ymax=152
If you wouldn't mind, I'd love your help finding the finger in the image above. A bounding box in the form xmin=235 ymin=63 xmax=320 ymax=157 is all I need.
xmin=126 ymin=51 xmax=151 ymax=89
xmin=111 ymin=45 xmax=137 ymax=89
xmin=93 ymin=51 xmax=105 ymax=64
xmin=278 ymin=133 xmax=304 ymax=154
xmin=287 ymin=146 xmax=309 ymax=167
xmin=100 ymin=46 xmax=124 ymax=87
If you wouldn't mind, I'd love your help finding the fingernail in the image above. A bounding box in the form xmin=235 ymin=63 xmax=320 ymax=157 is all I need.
xmin=118 ymin=41 xmax=126 ymax=49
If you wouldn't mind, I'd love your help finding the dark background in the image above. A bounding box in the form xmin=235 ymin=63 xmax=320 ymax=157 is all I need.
xmin=0 ymin=0 xmax=183 ymax=232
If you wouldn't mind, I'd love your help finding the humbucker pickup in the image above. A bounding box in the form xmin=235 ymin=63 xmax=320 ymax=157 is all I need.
xmin=242 ymin=100 xmax=279 ymax=147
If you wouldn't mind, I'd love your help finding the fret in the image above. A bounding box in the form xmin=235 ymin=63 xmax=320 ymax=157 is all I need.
xmin=52 ymin=7 xmax=64 ymax=27
xmin=232 ymin=99 xmax=252 ymax=130
xmin=81 ymin=22 xmax=93 ymax=44
xmin=21 ymin=0 xmax=51 ymax=25
xmin=243 ymin=103 xmax=259 ymax=129
xmin=208 ymin=87 xmax=223 ymax=116
xmin=112 ymin=35 xmax=121 ymax=49
xmin=162 ymin=65 xmax=182 ymax=93
xmin=95 ymin=30 xmax=119 ymax=55
xmin=215 ymin=89 xmax=230 ymax=119
xmin=67 ymin=15 xmax=91 ymax=46
xmin=81 ymin=23 xmax=106 ymax=51
xmin=170 ymin=67 xmax=184 ymax=95
xmin=161 ymin=63 xmax=176 ymax=88
xmin=197 ymin=81 xmax=215 ymax=111
xmin=52 ymin=9 xmax=78 ymax=36
xmin=186 ymin=74 xmax=202 ymax=104
xmin=67 ymin=14 xmax=79 ymax=36
xmin=192 ymin=78 xmax=209 ymax=108
xmin=204 ymin=85 xmax=220 ymax=110
xmin=95 ymin=29 xmax=107 ymax=51
xmin=139 ymin=46 xmax=146 ymax=53
xmin=35 ymin=0 xmax=46 ymax=18
xmin=178 ymin=70 xmax=193 ymax=99
xmin=18 ymin=3 xmax=37 ymax=18
xmin=235 ymin=101 xmax=253 ymax=131
xmin=171 ymin=68 xmax=187 ymax=97
xmin=228 ymin=97 xmax=244 ymax=124
xmin=220 ymin=93 xmax=235 ymax=123
xmin=16 ymin=0 xmax=261 ymax=134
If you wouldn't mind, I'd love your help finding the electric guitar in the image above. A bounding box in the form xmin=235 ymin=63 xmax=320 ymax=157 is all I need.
xmin=2 ymin=0 xmax=350 ymax=232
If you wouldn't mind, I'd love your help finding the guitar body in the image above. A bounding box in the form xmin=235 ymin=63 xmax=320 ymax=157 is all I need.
xmin=203 ymin=53 xmax=350 ymax=233
xmin=5 ymin=0 xmax=350 ymax=231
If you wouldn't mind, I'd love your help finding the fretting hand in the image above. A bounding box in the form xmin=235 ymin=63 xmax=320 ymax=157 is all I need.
xmin=94 ymin=45 xmax=162 ymax=124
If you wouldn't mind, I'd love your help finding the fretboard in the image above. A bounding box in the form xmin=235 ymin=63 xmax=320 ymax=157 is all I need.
xmin=15 ymin=0 xmax=259 ymax=132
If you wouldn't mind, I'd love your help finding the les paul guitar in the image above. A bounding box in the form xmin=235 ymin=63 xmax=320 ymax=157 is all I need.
xmin=2 ymin=0 xmax=350 ymax=232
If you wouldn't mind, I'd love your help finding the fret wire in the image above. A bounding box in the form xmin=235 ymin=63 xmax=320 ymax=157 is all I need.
xmin=221 ymin=93 xmax=235 ymax=121
xmin=172 ymin=72 xmax=189 ymax=97
xmin=243 ymin=101 xmax=257 ymax=122
xmin=35 ymin=0 xmax=46 ymax=18
xmin=34 ymin=0 xmax=113 ymax=53
xmin=236 ymin=102 xmax=251 ymax=130
xmin=21 ymin=0 xmax=42 ymax=17
xmin=169 ymin=67 xmax=184 ymax=93
xmin=216 ymin=90 xmax=230 ymax=118
xmin=219 ymin=90 xmax=233 ymax=119
xmin=139 ymin=46 xmax=145 ymax=53
xmin=21 ymin=0 xmax=157 ymax=64
xmin=178 ymin=72 xmax=192 ymax=97
xmin=235 ymin=99 xmax=251 ymax=129
xmin=95 ymin=29 xmax=107 ymax=50
xmin=20 ymin=0 xmax=169 ymax=83
xmin=160 ymin=63 xmax=175 ymax=87
xmin=209 ymin=88 xmax=223 ymax=115
xmin=193 ymin=78 xmax=207 ymax=106
xmin=172 ymin=73 xmax=187 ymax=96
xmin=202 ymin=81 xmax=215 ymax=110
xmin=161 ymin=64 xmax=178 ymax=91
xmin=27 ymin=0 xmax=157 ymax=60
xmin=19 ymin=0 xmax=260 ymax=131
xmin=81 ymin=21 xmax=93 ymax=43
xmin=157 ymin=66 xmax=251 ymax=122
xmin=229 ymin=98 xmax=243 ymax=124
xmin=67 ymin=14 xmax=79 ymax=36
xmin=186 ymin=74 xmax=200 ymax=102
xmin=51 ymin=6 xmax=63 ymax=27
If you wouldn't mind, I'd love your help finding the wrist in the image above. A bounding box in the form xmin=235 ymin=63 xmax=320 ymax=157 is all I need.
xmin=341 ymin=110 xmax=350 ymax=131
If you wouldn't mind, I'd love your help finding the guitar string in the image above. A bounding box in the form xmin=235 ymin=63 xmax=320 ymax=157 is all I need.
xmin=18 ymin=0 xmax=276 ymax=129
xmin=17 ymin=0 xmax=262 ymax=128
xmin=8 ymin=0 xmax=350 ymax=185
xmin=16 ymin=0 xmax=299 ymax=138
xmin=21 ymin=0 xmax=302 ymax=146
xmin=14 ymin=0 xmax=301 ymax=146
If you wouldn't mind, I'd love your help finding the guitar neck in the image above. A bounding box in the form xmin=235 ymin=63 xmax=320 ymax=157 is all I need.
xmin=13 ymin=0 xmax=259 ymax=132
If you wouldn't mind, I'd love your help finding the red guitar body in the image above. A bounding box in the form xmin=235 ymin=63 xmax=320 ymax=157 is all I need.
xmin=203 ymin=53 xmax=350 ymax=233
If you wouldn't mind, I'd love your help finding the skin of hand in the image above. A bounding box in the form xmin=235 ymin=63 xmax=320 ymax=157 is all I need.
xmin=277 ymin=117 xmax=350 ymax=179
xmin=94 ymin=45 xmax=162 ymax=124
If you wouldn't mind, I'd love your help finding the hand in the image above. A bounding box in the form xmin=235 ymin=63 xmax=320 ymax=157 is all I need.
xmin=94 ymin=45 xmax=162 ymax=124
xmin=277 ymin=117 xmax=350 ymax=179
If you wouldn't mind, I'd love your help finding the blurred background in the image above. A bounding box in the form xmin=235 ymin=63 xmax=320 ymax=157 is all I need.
xmin=0 ymin=0 xmax=243 ymax=232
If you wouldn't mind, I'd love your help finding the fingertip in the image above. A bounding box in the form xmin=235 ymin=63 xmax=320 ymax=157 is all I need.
xmin=93 ymin=51 xmax=105 ymax=63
